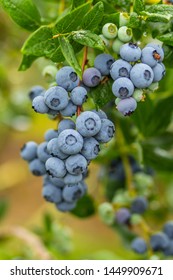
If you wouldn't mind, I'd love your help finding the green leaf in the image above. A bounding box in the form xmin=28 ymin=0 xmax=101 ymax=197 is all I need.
xmin=18 ymin=54 xmax=38 ymax=71
xmin=0 ymin=0 xmax=41 ymax=31
xmin=145 ymin=132 xmax=173 ymax=150
xmin=21 ymin=26 xmax=58 ymax=57
xmin=100 ymin=13 xmax=119 ymax=28
xmin=133 ymin=0 xmax=145 ymax=14
xmin=54 ymin=2 xmax=91 ymax=34
xmin=72 ymin=30 xmax=105 ymax=51
xmin=129 ymin=13 xmax=142 ymax=28
xmin=158 ymin=32 xmax=173 ymax=46
xmin=72 ymin=0 xmax=86 ymax=10
xmin=81 ymin=1 xmax=104 ymax=31
xmin=146 ymin=4 xmax=173 ymax=15
xmin=89 ymin=79 xmax=114 ymax=108
xmin=142 ymin=11 xmax=171 ymax=23
xmin=59 ymin=36 xmax=82 ymax=79
xmin=71 ymin=194 xmax=95 ymax=218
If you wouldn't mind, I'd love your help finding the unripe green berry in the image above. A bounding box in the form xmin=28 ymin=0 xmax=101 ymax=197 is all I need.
xmin=118 ymin=26 xmax=133 ymax=43
xmin=115 ymin=97 xmax=121 ymax=106
xmin=131 ymin=214 xmax=142 ymax=225
xmin=112 ymin=38 xmax=124 ymax=54
xmin=133 ymin=89 xmax=144 ymax=102
xmin=42 ymin=65 xmax=57 ymax=83
xmin=99 ymin=34 xmax=110 ymax=47
xmin=102 ymin=23 xmax=118 ymax=39
xmin=119 ymin=13 xmax=130 ymax=27
xmin=98 ymin=202 xmax=115 ymax=226
xmin=148 ymin=82 xmax=159 ymax=92
xmin=134 ymin=172 xmax=154 ymax=191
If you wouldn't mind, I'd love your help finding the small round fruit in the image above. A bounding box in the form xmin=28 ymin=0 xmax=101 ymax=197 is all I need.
xmin=56 ymin=66 xmax=79 ymax=91
xmin=44 ymin=86 xmax=69 ymax=110
xmin=37 ymin=142 xmax=50 ymax=163
xmin=76 ymin=111 xmax=102 ymax=137
xmin=110 ymin=59 xmax=132 ymax=80
xmin=112 ymin=38 xmax=124 ymax=54
xmin=141 ymin=46 xmax=161 ymax=67
xmin=112 ymin=77 xmax=134 ymax=99
xmin=150 ymin=232 xmax=169 ymax=252
xmin=29 ymin=158 xmax=46 ymax=176
xmin=116 ymin=207 xmax=131 ymax=225
xmin=42 ymin=183 xmax=62 ymax=204
xmin=117 ymin=97 xmax=137 ymax=116
xmin=120 ymin=43 xmax=142 ymax=62
xmin=94 ymin=53 xmax=115 ymax=76
xmin=118 ymin=26 xmax=133 ymax=43
xmin=57 ymin=129 xmax=84 ymax=155
xmin=60 ymin=100 xmax=77 ymax=117
xmin=82 ymin=67 xmax=101 ymax=87
xmin=131 ymin=237 xmax=147 ymax=254
xmin=70 ymin=86 xmax=88 ymax=106
xmin=146 ymin=43 xmax=164 ymax=62
xmin=65 ymin=154 xmax=88 ymax=175
xmin=20 ymin=141 xmax=38 ymax=162
xmin=28 ymin=85 xmax=45 ymax=101
xmin=130 ymin=63 xmax=154 ymax=88
xmin=152 ymin=63 xmax=166 ymax=82
xmin=102 ymin=23 xmax=118 ymax=39
xmin=45 ymin=157 xmax=67 ymax=178
xmin=32 ymin=95 xmax=49 ymax=114
xmin=81 ymin=137 xmax=100 ymax=160
xmin=95 ymin=119 xmax=115 ymax=143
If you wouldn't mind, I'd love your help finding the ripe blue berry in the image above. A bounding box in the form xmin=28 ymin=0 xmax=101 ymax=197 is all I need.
xmin=118 ymin=26 xmax=133 ymax=43
xmin=44 ymin=86 xmax=68 ymax=110
xmin=163 ymin=221 xmax=173 ymax=239
xmin=47 ymin=138 xmax=68 ymax=159
xmin=60 ymin=100 xmax=77 ymax=117
xmin=92 ymin=109 xmax=108 ymax=120
xmin=20 ymin=141 xmax=38 ymax=162
xmin=58 ymin=119 xmax=76 ymax=133
xmin=55 ymin=201 xmax=77 ymax=212
xmin=117 ymin=97 xmax=137 ymax=116
xmin=37 ymin=142 xmax=50 ymax=163
xmin=94 ymin=53 xmax=115 ymax=76
xmin=62 ymin=184 xmax=84 ymax=203
xmin=28 ymin=85 xmax=45 ymax=101
xmin=95 ymin=119 xmax=115 ymax=143
xmin=45 ymin=157 xmax=67 ymax=178
xmin=44 ymin=129 xmax=59 ymax=141
xmin=70 ymin=86 xmax=88 ymax=106
xmin=131 ymin=237 xmax=147 ymax=254
xmin=32 ymin=95 xmax=49 ymax=114
xmin=130 ymin=63 xmax=154 ymax=88
xmin=64 ymin=173 xmax=83 ymax=185
xmin=29 ymin=158 xmax=46 ymax=176
xmin=65 ymin=154 xmax=88 ymax=175
xmin=150 ymin=232 xmax=169 ymax=251
xmin=102 ymin=23 xmax=118 ymax=39
xmin=112 ymin=77 xmax=134 ymax=99
xmin=81 ymin=137 xmax=100 ymax=160
xmin=152 ymin=63 xmax=166 ymax=82
xmin=116 ymin=207 xmax=131 ymax=225
xmin=131 ymin=196 xmax=148 ymax=214
xmin=76 ymin=111 xmax=102 ymax=137
xmin=56 ymin=66 xmax=80 ymax=91
xmin=120 ymin=43 xmax=142 ymax=62
xmin=146 ymin=43 xmax=164 ymax=62
xmin=110 ymin=59 xmax=132 ymax=80
xmin=42 ymin=183 xmax=62 ymax=203
xmin=57 ymin=129 xmax=84 ymax=155
xmin=47 ymin=176 xmax=65 ymax=188
xmin=141 ymin=46 xmax=161 ymax=67
xmin=164 ymin=240 xmax=173 ymax=256
xmin=82 ymin=67 xmax=101 ymax=87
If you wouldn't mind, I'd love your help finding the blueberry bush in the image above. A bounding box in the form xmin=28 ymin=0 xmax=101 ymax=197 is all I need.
xmin=1 ymin=0 xmax=173 ymax=260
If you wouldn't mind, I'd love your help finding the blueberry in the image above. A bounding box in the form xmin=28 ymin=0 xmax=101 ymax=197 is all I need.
xmin=150 ymin=232 xmax=169 ymax=251
xmin=20 ymin=141 xmax=38 ymax=161
xmin=47 ymin=108 xmax=59 ymax=117
xmin=81 ymin=137 xmax=100 ymax=160
xmin=131 ymin=196 xmax=148 ymax=214
xmin=48 ymin=176 xmax=65 ymax=188
xmin=62 ymin=184 xmax=84 ymax=203
xmin=45 ymin=157 xmax=66 ymax=178
xmin=146 ymin=43 xmax=164 ymax=62
xmin=82 ymin=67 xmax=101 ymax=87
xmin=55 ymin=201 xmax=77 ymax=212
xmin=130 ymin=63 xmax=154 ymax=88
xmin=112 ymin=77 xmax=134 ymax=99
xmin=70 ymin=86 xmax=88 ymax=106
xmin=131 ymin=237 xmax=147 ymax=254
xmin=118 ymin=26 xmax=133 ymax=43
xmin=95 ymin=119 xmax=115 ymax=143
xmin=58 ymin=119 xmax=76 ymax=133
xmin=110 ymin=59 xmax=132 ymax=80
xmin=164 ymin=240 xmax=173 ymax=256
xmin=60 ymin=100 xmax=77 ymax=117
xmin=152 ymin=63 xmax=166 ymax=82
xmin=102 ymin=23 xmax=118 ymax=39
xmin=28 ymin=85 xmax=45 ymax=101
xmin=44 ymin=129 xmax=59 ymax=141
xmin=76 ymin=111 xmax=102 ymax=137
xmin=94 ymin=53 xmax=115 ymax=76
xmin=57 ymin=129 xmax=84 ymax=155
xmin=65 ymin=154 xmax=87 ymax=175
xmin=163 ymin=221 xmax=173 ymax=239
xmin=92 ymin=109 xmax=108 ymax=120
xmin=141 ymin=46 xmax=161 ymax=67
xmin=117 ymin=97 xmax=137 ymax=116
xmin=47 ymin=138 xmax=68 ymax=159
xmin=120 ymin=43 xmax=142 ymax=62
xmin=37 ymin=142 xmax=50 ymax=163
xmin=29 ymin=158 xmax=46 ymax=176
xmin=32 ymin=95 xmax=49 ymax=114
xmin=42 ymin=183 xmax=62 ymax=203
xmin=112 ymin=38 xmax=124 ymax=54
xmin=64 ymin=173 xmax=83 ymax=185
xmin=44 ymin=86 xmax=68 ymax=110
xmin=116 ymin=207 xmax=131 ymax=225
xmin=56 ymin=66 xmax=80 ymax=91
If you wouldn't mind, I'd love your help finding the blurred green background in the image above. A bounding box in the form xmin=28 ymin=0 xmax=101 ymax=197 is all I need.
xmin=0 ymin=1 xmax=173 ymax=260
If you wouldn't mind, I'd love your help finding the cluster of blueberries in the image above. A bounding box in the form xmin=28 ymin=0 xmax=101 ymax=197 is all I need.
xmin=131 ymin=221 xmax=173 ymax=257
xmin=21 ymin=79 xmax=115 ymax=212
